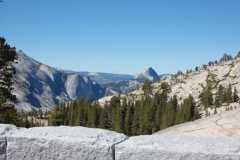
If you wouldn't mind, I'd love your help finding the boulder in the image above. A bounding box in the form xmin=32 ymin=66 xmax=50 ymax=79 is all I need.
xmin=0 ymin=125 xmax=126 ymax=160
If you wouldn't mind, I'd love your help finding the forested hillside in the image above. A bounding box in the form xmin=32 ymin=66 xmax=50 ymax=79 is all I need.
xmin=49 ymin=82 xmax=200 ymax=136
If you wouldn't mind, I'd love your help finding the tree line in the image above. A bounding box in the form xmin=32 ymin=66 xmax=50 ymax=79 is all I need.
xmin=50 ymin=79 xmax=239 ymax=136
xmin=177 ymin=52 xmax=240 ymax=75
xmin=50 ymin=81 xmax=200 ymax=136
xmin=200 ymin=82 xmax=239 ymax=115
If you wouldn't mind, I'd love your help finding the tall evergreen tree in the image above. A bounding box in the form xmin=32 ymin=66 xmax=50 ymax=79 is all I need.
xmin=235 ymin=51 xmax=240 ymax=59
xmin=167 ymin=95 xmax=178 ymax=126
xmin=142 ymin=80 xmax=152 ymax=95
xmin=49 ymin=106 xmax=65 ymax=126
xmin=153 ymin=93 xmax=161 ymax=132
xmin=142 ymin=97 xmax=153 ymax=134
xmin=224 ymin=85 xmax=233 ymax=104
xmin=99 ymin=105 xmax=112 ymax=129
xmin=124 ymin=104 xmax=134 ymax=135
xmin=119 ymin=99 xmax=127 ymax=133
xmin=110 ymin=96 xmax=121 ymax=131
xmin=220 ymin=53 xmax=233 ymax=63
xmin=0 ymin=37 xmax=19 ymax=124
xmin=215 ymin=85 xmax=224 ymax=107
xmin=200 ymin=83 xmax=213 ymax=109
xmin=87 ymin=104 xmax=97 ymax=128
xmin=0 ymin=37 xmax=17 ymax=102
xmin=176 ymin=95 xmax=198 ymax=124
xmin=155 ymin=82 xmax=171 ymax=129
xmin=233 ymin=88 xmax=239 ymax=103
xmin=132 ymin=101 xmax=141 ymax=135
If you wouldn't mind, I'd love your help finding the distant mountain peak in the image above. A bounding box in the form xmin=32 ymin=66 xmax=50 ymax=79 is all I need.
xmin=136 ymin=67 xmax=160 ymax=81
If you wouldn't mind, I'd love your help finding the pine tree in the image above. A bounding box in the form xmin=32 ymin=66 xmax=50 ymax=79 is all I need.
xmin=160 ymin=102 xmax=172 ymax=129
xmin=99 ymin=105 xmax=112 ymax=129
xmin=153 ymin=93 xmax=161 ymax=132
xmin=119 ymin=99 xmax=127 ymax=133
xmin=0 ymin=37 xmax=19 ymax=124
xmin=112 ymin=104 xmax=121 ymax=132
xmin=109 ymin=96 xmax=121 ymax=131
xmin=235 ymin=51 xmax=240 ymax=59
xmin=155 ymin=83 xmax=169 ymax=129
xmin=175 ymin=95 xmax=198 ymax=124
xmin=124 ymin=104 xmax=134 ymax=135
xmin=225 ymin=85 xmax=233 ymax=103
xmin=215 ymin=85 xmax=224 ymax=107
xmin=200 ymin=83 xmax=213 ymax=109
xmin=233 ymin=88 xmax=239 ymax=103
xmin=168 ymin=95 xmax=178 ymax=126
xmin=87 ymin=104 xmax=97 ymax=128
xmin=49 ymin=106 xmax=64 ymax=126
xmin=142 ymin=80 xmax=152 ymax=95
xmin=132 ymin=101 xmax=141 ymax=135
xmin=0 ymin=37 xmax=17 ymax=102
xmin=195 ymin=66 xmax=199 ymax=72
xmin=220 ymin=53 xmax=233 ymax=63
xmin=188 ymin=95 xmax=200 ymax=120
xmin=142 ymin=97 xmax=153 ymax=134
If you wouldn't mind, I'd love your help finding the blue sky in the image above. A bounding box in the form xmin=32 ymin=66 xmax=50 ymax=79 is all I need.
xmin=1 ymin=0 xmax=240 ymax=74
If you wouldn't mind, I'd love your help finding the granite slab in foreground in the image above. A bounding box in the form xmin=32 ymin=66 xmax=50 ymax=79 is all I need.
xmin=0 ymin=124 xmax=126 ymax=160
xmin=1 ymin=109 xmax=240 ymax=160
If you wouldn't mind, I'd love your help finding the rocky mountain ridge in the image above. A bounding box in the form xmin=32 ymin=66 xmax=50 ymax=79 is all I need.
xmin=103 ymin=67 xmax=162 ymax=96
xmin=13 ymin=53 xmax=105 ymax=111
xmin=78 ymin=71 xmax=134 ymax=85
xmin=13 ymin=53 xmax=161 ymax=111
xmin=99 ymin=54 xmax=240 ymax=112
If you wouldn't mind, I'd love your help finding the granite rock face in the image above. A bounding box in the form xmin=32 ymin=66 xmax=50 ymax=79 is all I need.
xmin=14 ymin=53 xmax=105 ymax=111
xmin=136 ymin=67 xmax=160 ymax=81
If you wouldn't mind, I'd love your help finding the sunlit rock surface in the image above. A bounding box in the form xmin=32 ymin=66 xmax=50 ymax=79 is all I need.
xmin=14 ymin=53 xmax=105 ymax=111
xmin=0 ymin=125 xmax=126 ymax=160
